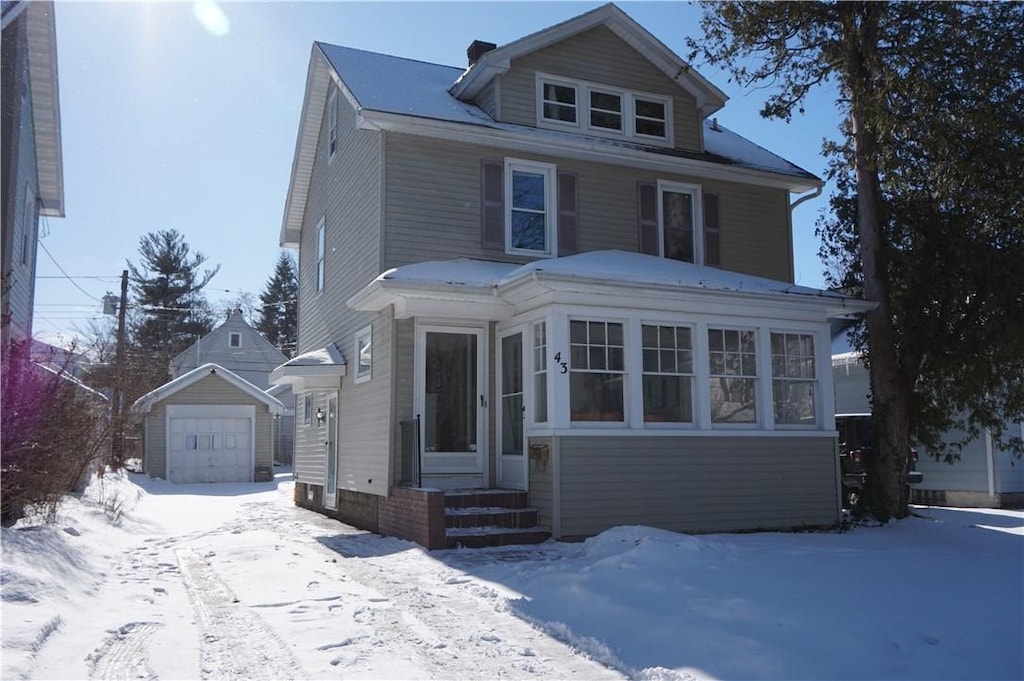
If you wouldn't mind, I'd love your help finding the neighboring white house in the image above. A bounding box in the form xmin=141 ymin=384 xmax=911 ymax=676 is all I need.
xmin=170 ymin=310 xmax=295 ymax=463
xmin=833 ymin=351 xmax=1024 ymax=508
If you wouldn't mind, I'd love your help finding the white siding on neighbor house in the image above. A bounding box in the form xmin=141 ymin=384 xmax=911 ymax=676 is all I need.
xmin=555 ymin=435 xmax=839 ymax=538
xmin=498 ymin=25 xmax=702 ymax=153
xmin=383 ymin=133 xmax=794 ymax=282
xmin=292 ymin=85 xmax=391 ymax=496
xmin=142 ymin=374 xmax=274 ymax=480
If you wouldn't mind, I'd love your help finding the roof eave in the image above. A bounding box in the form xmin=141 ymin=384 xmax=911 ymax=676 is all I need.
xmin=361 ymin=110 xmax=821 ymax=193
xmin=25 ymin=1 xmax=64 ymax=217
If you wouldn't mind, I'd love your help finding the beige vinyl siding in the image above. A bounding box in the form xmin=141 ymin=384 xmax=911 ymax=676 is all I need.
xmin=142 ymin=374 xmax=274 ymax=479
xmin=527 ymin=436 xmax=554 ymax=531
xmin=555 ymin=435 xmax=839 ymax=538
xmin=293 ymin=392 xmax=328 ymax=484
xmin=499 ymin=26 xmax=702 ymax=153
xmin=390 ymin=317 xmax=416 ymax=485
xmin=476 ymin=79 xmax=498 ymax=119
xmin=383 ymin=134 xmax=792 ymax=281
xmin=293 ymin=87 xmax=392 ymax=495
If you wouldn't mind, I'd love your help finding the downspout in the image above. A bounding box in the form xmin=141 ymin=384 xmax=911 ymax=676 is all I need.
xmin=985 ymin=428 xmax=996 ymax=500
xmin=790 ymin=185 xmax=823 ymax=212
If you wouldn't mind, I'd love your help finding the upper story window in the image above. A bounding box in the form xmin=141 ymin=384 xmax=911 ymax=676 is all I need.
xmin=228 ymin=332 xmax=241 ymax=348
xmin=537 ymin=73 xmax=673 ymax=146
xmin=315 ymin=217 xmax=326 ymax=293
xmin=327 ymin=89 xmax=338 ymax=160
xmin=505 ymin=158 xmax=556 ymax=257
xmin=659 ymin=181 xmax=702 ymax=264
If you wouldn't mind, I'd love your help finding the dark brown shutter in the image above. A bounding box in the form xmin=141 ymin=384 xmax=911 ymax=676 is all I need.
xmin=703 ymin=192 xmax=721 ymax=266
xmin=637 ymin=182 xmax=659 ymax=255
xmin=557 ymin=172 xmax=578 ymax=255
xmin=481 ymin=161 xmax=504 ymax=250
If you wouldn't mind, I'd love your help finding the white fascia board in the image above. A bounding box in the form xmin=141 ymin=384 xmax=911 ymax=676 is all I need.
xmin=134 ymin=364 xmax=285 ymax=415
xmin=361 ymin=111 xmax=821 ymax=193
xmin=26 ymin=1 xmax=64 ymax=217
xmin=347 ymin=279 xmax=512 ymax=321
xmin=499 ymin=274 xmax=874 ymax=322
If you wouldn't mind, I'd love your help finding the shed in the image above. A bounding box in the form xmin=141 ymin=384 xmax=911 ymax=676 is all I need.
xmin=133 ymin=364 xmax=284 ymax=483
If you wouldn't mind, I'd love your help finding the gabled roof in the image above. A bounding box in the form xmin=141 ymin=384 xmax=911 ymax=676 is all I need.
xmin=169 ymin=311 xmax=287 ymax=388
xmin=3 ymin=1 xmax=64 ymax=217
xmin=449 ymin=3 xmax=727 ymax=117
xmin=132 ymin=363 xmax=286 ymax=415
xmin=280 ymin=5 xmax=820 ymax=247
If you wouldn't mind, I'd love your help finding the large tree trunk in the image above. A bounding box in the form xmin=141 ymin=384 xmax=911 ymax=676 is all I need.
xmin=842 ymin=4 xmax=910 ymax=521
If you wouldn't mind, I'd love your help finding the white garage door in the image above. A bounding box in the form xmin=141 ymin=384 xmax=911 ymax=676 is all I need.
xmin=167 ymin=415 xmax=253 ymax=483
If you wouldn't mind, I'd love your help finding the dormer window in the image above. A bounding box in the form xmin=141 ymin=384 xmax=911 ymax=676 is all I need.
xmin=229 ymin=332 xmax=241 ymax=348
xmin=537 ymin=74 xmax=672 ymax=146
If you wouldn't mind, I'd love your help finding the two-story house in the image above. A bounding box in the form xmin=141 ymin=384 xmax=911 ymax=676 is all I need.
xmin=1 ymin=0 xmax=64 ymax=357
xmin=272 ymin=4 xmax=872 ymax=548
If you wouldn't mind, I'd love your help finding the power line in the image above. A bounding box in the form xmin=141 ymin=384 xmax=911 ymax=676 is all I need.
xmin=37 ymin=240 xmax=104 ymax=302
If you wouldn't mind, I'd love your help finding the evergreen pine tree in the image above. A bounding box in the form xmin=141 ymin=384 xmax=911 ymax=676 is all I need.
xmin=257 ymin=252 xmax=298 ymax=358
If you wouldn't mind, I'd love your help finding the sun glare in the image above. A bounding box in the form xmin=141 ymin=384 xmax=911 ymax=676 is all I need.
xmin=192 ymin=0 xmax=230 ymax=37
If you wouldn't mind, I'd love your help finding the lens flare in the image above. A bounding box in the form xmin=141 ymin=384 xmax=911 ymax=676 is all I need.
xmin=192 ymin=0 xmax=230 ymax=37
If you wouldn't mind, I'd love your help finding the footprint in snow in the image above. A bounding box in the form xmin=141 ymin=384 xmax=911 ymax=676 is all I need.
xmin=307 ymin=581 xmax=320 ymax=590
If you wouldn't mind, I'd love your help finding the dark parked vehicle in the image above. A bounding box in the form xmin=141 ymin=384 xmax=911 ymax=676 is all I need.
xmin=837 ymin=413 xmax=923 ymax=508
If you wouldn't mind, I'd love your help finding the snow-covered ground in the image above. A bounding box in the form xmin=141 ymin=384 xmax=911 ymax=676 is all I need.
xmin=2 ymin=470 xmax=1021 ymax=681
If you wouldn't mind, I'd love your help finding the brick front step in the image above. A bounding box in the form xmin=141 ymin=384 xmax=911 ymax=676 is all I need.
xmin=445 ymin=527 xmax=551 ymax=549
xmin=445 ymin=507 xmax=539 ymax=529
xmin=444 ymin=489 xmax=528 ymax=510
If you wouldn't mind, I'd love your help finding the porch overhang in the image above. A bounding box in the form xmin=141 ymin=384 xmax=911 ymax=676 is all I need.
xmin=270 ymin=343 xmax=347 ymax=392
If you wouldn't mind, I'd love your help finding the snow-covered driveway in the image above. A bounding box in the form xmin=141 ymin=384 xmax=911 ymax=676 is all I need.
xmin=3 ymin=470 xmax=1022 ymax=680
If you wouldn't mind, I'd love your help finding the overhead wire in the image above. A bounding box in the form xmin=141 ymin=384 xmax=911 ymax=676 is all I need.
xmin=37 ymin=239 xmax=104 ymax=302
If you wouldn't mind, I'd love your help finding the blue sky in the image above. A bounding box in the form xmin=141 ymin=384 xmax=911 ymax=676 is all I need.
xmin=35 ymin=1 xmax=841 ymax=346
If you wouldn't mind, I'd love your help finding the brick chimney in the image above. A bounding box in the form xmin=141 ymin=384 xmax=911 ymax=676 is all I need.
xmin=467 ymin=40 xmax=497 ymax=66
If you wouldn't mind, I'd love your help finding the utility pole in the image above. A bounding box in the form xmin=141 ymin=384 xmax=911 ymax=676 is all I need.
xmin=110 ymin=269 xmax=128 ymax=465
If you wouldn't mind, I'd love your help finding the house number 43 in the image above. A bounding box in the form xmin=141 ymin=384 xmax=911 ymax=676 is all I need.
xmin=553 ymin=352 xmax=568 ymax=374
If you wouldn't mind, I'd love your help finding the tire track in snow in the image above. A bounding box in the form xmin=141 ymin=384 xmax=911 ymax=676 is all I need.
xmin=175 ymin=547 xmax=309 ymax=680
xmin=88 ymin=622 xmax=161 ymax=681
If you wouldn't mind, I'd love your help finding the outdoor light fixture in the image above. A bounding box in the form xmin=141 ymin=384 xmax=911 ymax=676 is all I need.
xmin=315 ymin=407 xmax=325 ymax=427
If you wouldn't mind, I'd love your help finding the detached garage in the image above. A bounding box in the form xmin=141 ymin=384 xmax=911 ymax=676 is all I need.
xmin=133 ymin=364 xmax=284 ymax=483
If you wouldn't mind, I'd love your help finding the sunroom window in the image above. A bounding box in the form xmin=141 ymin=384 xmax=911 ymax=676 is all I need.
xmin=532 ymin=321 xmax=548 ymax=422
xmin=708 ymin=328 xmax=758 ymax=424
xmin=569 ymin=320 xmax=624 ymax=422
xmin=642 ymin=324 xmax=694 ymax=423
xmin=771 ymin=332 xmax=817 ymax=425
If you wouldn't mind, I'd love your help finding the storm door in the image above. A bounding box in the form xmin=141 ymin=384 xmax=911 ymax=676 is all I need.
xmin=417 ymin=326 xmax=485 ymax=484
xmin=498 ymin=330 xmax=526 ymax=489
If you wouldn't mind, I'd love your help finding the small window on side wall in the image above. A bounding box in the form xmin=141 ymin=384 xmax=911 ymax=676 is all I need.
xmin=355 ymin=325 xmax=372 ymax=384
xmin=303 ymin=394 xmax=312 ymax=426
xmin=316 ymin=217 xmax=326 ymax=293
xmin=229 ymin=332 xmax=241 ymax=348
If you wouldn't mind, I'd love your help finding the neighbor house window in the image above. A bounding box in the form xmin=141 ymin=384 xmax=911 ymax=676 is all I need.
xmin=229 ymin=332 xmax=241 ymax=348
xmin=532 ymin=321 xmax=548 ymax=422
xmin=771 ymin=332 xmax=817 ymax=425
xmin=355 ymin=325 xmax=372 ymax=383
xmin=315 ymin=217 xmax=325 ymax=293
xmin=659 ymin=181 xmax=702 ymax=264
xmin=708 ymin=327 xmax=758 ymax=424
xmin=633 ymin=95 xmax=668 ymax=139
xmin=303 ymin=394 xmax=312 ymax=426
xmin=540 ymin=79 xmax=577 ymax=124
xmin=569 ymin=320 xmax=624 ymax=422
xmin=327 ymin=89 xmax=338 ymax=159
xmin=642 ymin=324 xmax=694 ymax=423
xmin=505 ymin=159 xmax=556 ymax=256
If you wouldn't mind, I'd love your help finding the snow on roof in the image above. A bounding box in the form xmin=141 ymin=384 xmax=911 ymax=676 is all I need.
xmin=278 ymin=343 xmax=346 ymax=368
xmin=377 ymin=250 xmax=853 ymax=302
xmin=317 ymin=44 xmax=815 ymax=182
xmin=132 ymin=364 xmax=285 ymax=415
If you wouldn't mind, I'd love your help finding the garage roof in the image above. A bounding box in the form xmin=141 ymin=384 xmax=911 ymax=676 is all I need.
xmin=132 ymin=363 xmax=285 ymax=415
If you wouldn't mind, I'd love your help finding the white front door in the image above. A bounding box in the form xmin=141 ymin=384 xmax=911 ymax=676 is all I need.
xmin=324 ymin=394 xmax=338 ymax=509
xmin=498 ymin=329 xmax=526 ymax=490
xmin=416 ymin=325 xmax=486 ymax=487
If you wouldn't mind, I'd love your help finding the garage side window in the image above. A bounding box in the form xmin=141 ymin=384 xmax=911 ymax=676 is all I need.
xmin=303 ymin=394 xmax=312 ymax=426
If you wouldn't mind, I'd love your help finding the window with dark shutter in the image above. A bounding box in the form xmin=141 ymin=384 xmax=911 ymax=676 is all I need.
xmin=558 ymin=172 xmax=578 ymax=255
xmin=481 ymin=161 xmax=504 ymax=250
xmin=637 ymin=182 xmax=659 ymax=255
xmin=703 ymin=192 xmax=721 ymax=266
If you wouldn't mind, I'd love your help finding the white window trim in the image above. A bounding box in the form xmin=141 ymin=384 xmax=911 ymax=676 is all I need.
xmin=228 ymin=332 xmax=241 ymax=348
xmin=768 ymin=328 xmax=820 ymax=429
xmin=315 ymin=216 xmax=326 ymax=294
xmin=657 ymin=180 xmax=704 ymax=265
xmin=536 ymin=76 xmax=579 ymax=130
xmin=706 ymin=325 xmax=761 ymax=429
xmin=504 ymin=157 xmax=557 ymax=258
xmin=566 ymin=316 xmax=628 ymax=427
xmin=536 ymin=73 xmax=674 ymax=147
xmin=327 ymin=88 xmax=338 ymax=162
xmin=354 ymin=324 xmax=372 ymax=384
xmin=639 ymin=320 xmax=697 ymax=429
